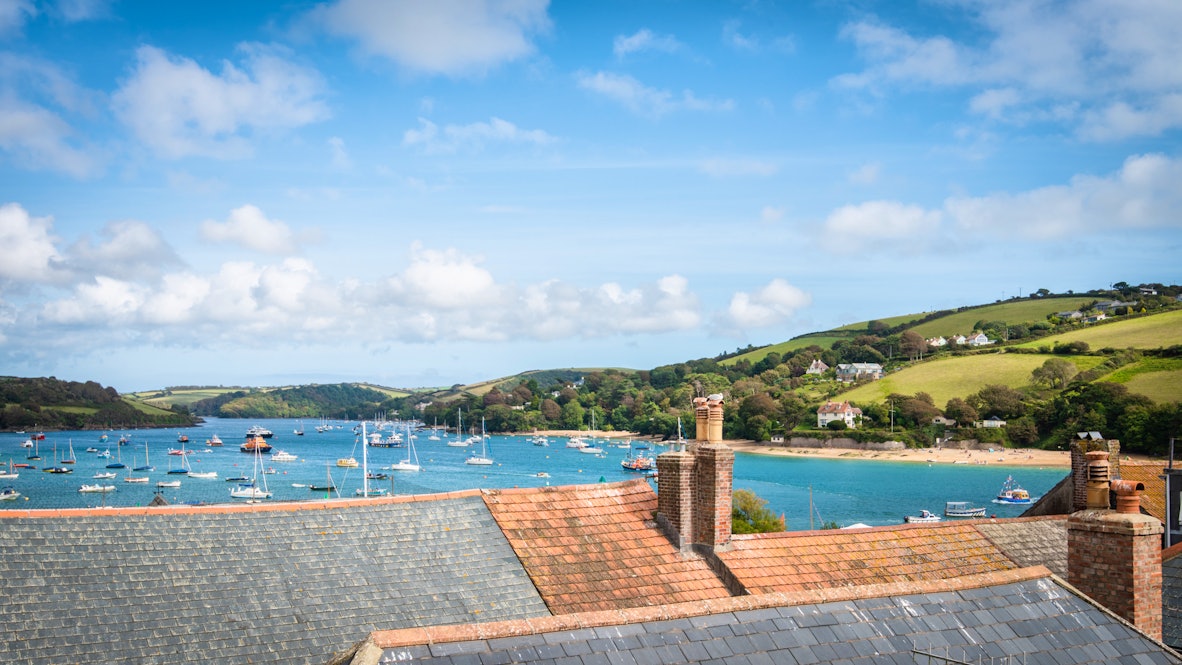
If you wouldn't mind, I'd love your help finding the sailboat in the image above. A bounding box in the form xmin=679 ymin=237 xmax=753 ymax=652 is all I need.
xmin=294 ymin=421 xmax=305 ymax=436
xmin=26 ymin=440 xmax=41 ymax=461
xmin=0 ymin=460 xmax=18 ymax=480
xmin=389 ymin=422 xmax=421 ymax=472
xmin=43 ymin=441 xmax=73 ymax=473
xmin=105 ymin=440 xmax=126 ymax=469
xmin=465 ymin=418 xmax=493 ymax=466
xmin=61 ymin=439 xmax=76 ymax=464
xmin=447 ymin=408 xmax=468 ymax=447
xmin=229 ymin=443 xmax=271 ymax=499
xmin=167 ymin=443 xmax=191 ymax=475
xmin=354 ymin=421 xmax=389 ymax=496
xmin=310 ymin=463 xmax=337 ymax=494
xmin=133 ymin=441 xmax=154 ymax=472
xmin=428 ymin=418 xmax=441 ymax=441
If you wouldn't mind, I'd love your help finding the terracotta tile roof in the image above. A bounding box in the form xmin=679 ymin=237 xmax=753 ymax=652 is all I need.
xmin=718 ymin=521 xmax=1018 ymax=594
xmin=1119 ymin=460 xmax=1167 ymax=523
xmin=481 ymin=478 xmax=732 ymax=614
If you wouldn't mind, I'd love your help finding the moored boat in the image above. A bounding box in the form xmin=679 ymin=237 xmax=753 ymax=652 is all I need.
xmin=240 ymin=435 xmax=273 ymax=454
xmin=904 ymin=509 xmax=941 ymax=523
xmin=78 ymin=484 xmax=115 ymax=493
xmin=245 ymin=425 xmax=273 ymax=439
xmin=944 ymin=501 xmax=987 ymax=518
xmin=0 ymin=486 xmax=20 ymax=501
xmin=270 ymin=450 xmax=298 ymax=462
xmin=207 ymin=434 xmax=223 ymax=447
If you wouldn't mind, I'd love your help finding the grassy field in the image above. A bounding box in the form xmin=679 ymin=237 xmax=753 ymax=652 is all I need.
xmin=835 ymin=311 xmax=929 ymax=332
xmin=129 ymin=387 xmax=249 ymax=409
xmin=1012 ymin=309 xmax=1182 ymax=351
xmin=123 ymin=396 xmax=187 ymax=416
xmin=1100 ymin=357 xmax=1182 ymax=404
xmin=906 ymin=297 xmax=1082 ymax=338
xmin=838 ymin=352 xmax=1108 ymax=406
xmin=720 ymin=336 xmax=847 ymax=367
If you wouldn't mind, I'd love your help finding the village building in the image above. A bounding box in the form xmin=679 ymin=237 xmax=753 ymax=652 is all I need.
xmin=805 ymin=359 xmax=829 ymax=374
xmin=834 ymin=362 xmax=883 ymax=383
xmin=816 ymin=400 xmax=862 ymax=429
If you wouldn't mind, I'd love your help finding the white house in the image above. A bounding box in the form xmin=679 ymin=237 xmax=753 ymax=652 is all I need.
xmin=949 ymin=334 xmax=967 ymax=345
xmin=974 ymin=416 xmax=1007 ymax=428
xmin=965 ymin=332 xmax=993 ymax=347
xmin=805 ymin=359 xmax=829 ymax=375
xmin=817 ymin=401 xmax=862 ymax=429
xmin=835 ymin=363 xmax=883 ymax=383
xmin=926 ymin=336 xmax=947 ymax=347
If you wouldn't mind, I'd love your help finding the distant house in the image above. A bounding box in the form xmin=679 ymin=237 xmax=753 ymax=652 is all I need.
xmin=805 ymin=359 xmax=829 ymax=375
xmin=1140 ymin=287 xmax=1158 ymax=295
xmin=1095 ymin=300 xmax=1137 ymax=312
xmin=975 ymin=416 xmax=1007 ymax=428
xmin=949 ymin=334 xmax=967 ymax=345
xmin=835 ymin=362 xmax=883 ymax=383
xmin=932 ymin=416 xmax=957 ymax=427
xmin=965 ymin=332 xmax=993 ymax=347
xmin=817 ymin=401 xmax=862 ymax=429
xmin=926 ymin=336 xmax=947 ymax=347
xmin=770 ymin=434 xmax=784 ymax=443
xmin=1083 ymin=312 xmax=1107 ymax=324
xmin=1057 ymin=310 xmax=1083 ymax=320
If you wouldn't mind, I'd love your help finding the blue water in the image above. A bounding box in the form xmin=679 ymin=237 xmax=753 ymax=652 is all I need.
xmin=0 ymin=418 xmax=1066 ymax=529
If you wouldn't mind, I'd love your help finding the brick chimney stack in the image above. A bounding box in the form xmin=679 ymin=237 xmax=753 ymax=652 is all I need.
xmin=657 ymin=396 xmax=733 ymax=552
xmin=1070 ymin=432 xmax=1121 ymax=511
xmin=1068 ymin=452 xmax=1163 ymax=640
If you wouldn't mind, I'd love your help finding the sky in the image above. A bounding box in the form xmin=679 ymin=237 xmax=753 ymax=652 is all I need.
xmin=1 ymin=0 xmax=1180 ymax=393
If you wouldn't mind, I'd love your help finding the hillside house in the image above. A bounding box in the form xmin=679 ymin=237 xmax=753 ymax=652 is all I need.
xmin=949 ymin=334 xmax=967 ymax=345
xmin=1083 ymin=312 xmax=1107 ymax=323
xmin=0 ymin=418 xmax=1178 ymax=664
xmin=965 ymin=332 xmax=993 ymax=346
xmin=805 ymin=359 xmax=828 ymax=375
xmin=932 ymin=415 xmax=957 ymax=427
xmin=1057 ymin=310 xmax=1084 ymax=320
xmin=834 ymin=362 xmax=883 ymax=383
xmin=926 ymin=336 xmax=947 ymax=347
xmin=1096 ymin=299 xmax=1137 ymax=312
xmin=974 ymin=416 xmax=1007 ymax=428
xmin=816 ymin=400 xmax=862 ymax=428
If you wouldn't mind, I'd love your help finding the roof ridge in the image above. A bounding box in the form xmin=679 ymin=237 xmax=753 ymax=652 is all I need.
xmin=362 ymin=566 xmax=1053 ymax=651
xmin=0 ymin=488 xmax=485 ymax=519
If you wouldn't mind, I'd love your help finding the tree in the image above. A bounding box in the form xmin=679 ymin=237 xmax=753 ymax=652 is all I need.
xmin=944 ymin=398 xmax=978 ymax=427
xmin=971 ymin=384 xmax=1026 ymax=420
xmin=900 ymin=330 xmax=927 ymax=361
xmin=826 ymin=420 xmax=847 ymax=431
xmin=1031 ymin=358 xmax=1078 ymax=389
xmin=731 ymin=489 xmax=785 ymax=534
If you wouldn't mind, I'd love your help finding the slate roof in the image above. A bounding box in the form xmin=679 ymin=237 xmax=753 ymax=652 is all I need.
xmin=1164 ymin=543 xmax=1182 ymax=649
xmin=717 ymin=521 xmax=1020 ymax=594
xmin=482 ymin=479 xmax=732 ymax=614
xmin=0 ymin=493 xmax=550 ymax=664
xmin=976 ymin=516 xmax=1069 ymax=578
xmin=354 ymin=567 xmax=1182 ymax=665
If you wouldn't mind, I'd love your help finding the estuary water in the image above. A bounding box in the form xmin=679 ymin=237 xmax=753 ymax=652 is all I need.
xmin=0 ymin=418 xmax=1066 ymax=529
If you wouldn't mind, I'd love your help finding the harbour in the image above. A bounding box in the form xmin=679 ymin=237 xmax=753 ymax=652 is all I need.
xmin=0 ymin=418 xmax=1066 ymax=527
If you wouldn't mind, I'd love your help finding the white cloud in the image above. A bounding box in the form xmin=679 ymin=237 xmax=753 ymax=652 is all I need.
xmin=823 ymin=201 xmax=943 ymax=251
xmin=383 ymin=244 xmax=502 ymax=310
xmin=577 ymin=71 xmax=735 ymax=116
xmin=200 ymin=205 xmax=298 ymax=255
xmin=0 ymin=202 xmax=62 ymax=283
xmin=945 ymin=152 xmax=1182 ymax=238
xmin=112 ymin=44 xmax=329 ymax=159
xmin=727 ymin=279 xmax=812 ymax=329
xmin=402 ymin=116 xmax=555 ymax=153
xmin=760 ymin=206 xmax=784 ymax=223
xmin=55 ymin=0 xmax=111 ymax=22
xmin=328 ymin=136 xmax=352 ymax=169
xmin=312 ymin=0 xmax=551 ymax=76
xmin=0 ymin=0 xmax=35 ymax=34
xmin=835 ymin=2 xmax=1182 ymax=139
xmin=614 ymin=29 xmax=682 ymax=59
xmin=42 ymin=276 xmax=144 ymax=324
xmin=848 ymin=162 xmax=880 ymax=185
xmin=67 ymin=219 xmax=180 ymax=280
xmin=0 ymin=98 xmax=100 ymax=177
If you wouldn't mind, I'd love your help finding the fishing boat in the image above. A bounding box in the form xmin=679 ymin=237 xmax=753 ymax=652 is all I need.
xmin=465 ymin=418 xmax=493 ymax=466
xmin=207 ymin=434 xmax=223 ymax=447
xmin=78 ymin=484 xmax=115 ymax=493
xmin=995 ymin=476 xmax=1032 ymax=504
xmin=944 ymin=501 xmax=987 ymax=518
xmin=0 ymin=486 xmax=20 ymax=501
xmin=904 ymin=509 xmax=941 ymax=523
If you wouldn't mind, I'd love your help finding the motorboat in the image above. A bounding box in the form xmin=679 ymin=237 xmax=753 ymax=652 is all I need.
xmin=270 ymin=450 xmax=298 ymax=462
xmin=904 ymin=509 xmax=941 ymax=523
xmin=945 ymin=501 xmax=987 ymax=518
xmin=78 ymin=484 xmax=116 ymax=493
xmin=995 ymin=476 xmax=1032 ymax=504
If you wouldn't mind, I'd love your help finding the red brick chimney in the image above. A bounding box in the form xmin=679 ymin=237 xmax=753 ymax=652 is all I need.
xmin=1067 ymin=451 xmax=1163 ymax=640
xmin=657 ymin=397 xmax=733 ymax=552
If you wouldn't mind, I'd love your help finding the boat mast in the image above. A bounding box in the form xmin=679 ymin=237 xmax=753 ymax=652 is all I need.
xmin=362 ymin=421 xmax=369 ymax=497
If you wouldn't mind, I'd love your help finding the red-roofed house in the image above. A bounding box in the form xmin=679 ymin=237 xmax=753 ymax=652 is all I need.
xmin=816 ymin=401 xmax=862 ymax=429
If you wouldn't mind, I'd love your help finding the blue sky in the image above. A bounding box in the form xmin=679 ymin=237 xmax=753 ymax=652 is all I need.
xmin=1 ymin=0 xmax=1179 ymax=392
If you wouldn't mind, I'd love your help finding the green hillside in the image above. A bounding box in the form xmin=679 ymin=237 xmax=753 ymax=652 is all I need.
xmin=1013 ymin=308 xmax=1182 ymax=351
xmin=1101 ymin=357 xmax=1182 ymax=405
xmin=906 ymin=297 xmax=1081 ymax=338
xmin=839 ymin=353 xmax=1108 ymax=406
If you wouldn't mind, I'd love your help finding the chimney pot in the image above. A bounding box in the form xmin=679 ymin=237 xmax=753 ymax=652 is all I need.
xmin=1085 ymin=449 xmax=1111 ymax=509
xmin=1111 ymin=479 xmax=1145 ymax=514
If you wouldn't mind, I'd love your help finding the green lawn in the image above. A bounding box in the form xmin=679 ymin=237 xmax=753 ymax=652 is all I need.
xmin=838 ymin=352 xmax=1107 ymax=406
xmin=1101 ymin=357 xmax=1182 ymax=404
